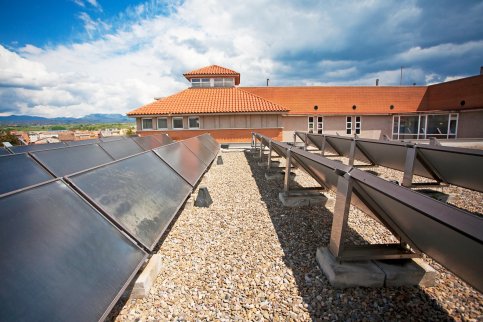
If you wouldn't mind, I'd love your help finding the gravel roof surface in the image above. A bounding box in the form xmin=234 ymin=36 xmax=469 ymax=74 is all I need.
xmin=111 ymin=151 xmax=482 ymax=321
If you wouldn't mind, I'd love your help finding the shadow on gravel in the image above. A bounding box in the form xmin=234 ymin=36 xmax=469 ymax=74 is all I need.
xmin=244 ymin=149 xmax=452 ymax=321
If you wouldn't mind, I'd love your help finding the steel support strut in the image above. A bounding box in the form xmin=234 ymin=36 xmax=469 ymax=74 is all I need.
xmin=283 ymin=148 xmax=292 ymax=196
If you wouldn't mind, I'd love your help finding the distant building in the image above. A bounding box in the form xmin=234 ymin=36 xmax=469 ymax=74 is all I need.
xmin=128 ymin=65 xmax=483 ymax=142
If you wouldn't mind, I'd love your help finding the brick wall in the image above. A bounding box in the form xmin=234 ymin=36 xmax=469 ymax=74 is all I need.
xmin=138 ymin=128 xmax=282 ymax=143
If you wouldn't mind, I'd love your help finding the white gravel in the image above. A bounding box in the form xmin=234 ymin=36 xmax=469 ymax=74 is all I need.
xmin=110 ymin=151 xmax=482 ymax=321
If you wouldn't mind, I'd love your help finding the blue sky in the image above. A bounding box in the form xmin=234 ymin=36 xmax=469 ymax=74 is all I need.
xmin=0 ymin=0 xmax=482 ymax=117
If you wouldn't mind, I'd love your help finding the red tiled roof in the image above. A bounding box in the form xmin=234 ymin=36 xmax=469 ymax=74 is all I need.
xmin=242 ymin=86 xmax=429 ymax=115
xmin=127 ymin=87 xmax=288 ymax=116
xmin=183 ymin=65 xmax=240 ymax=85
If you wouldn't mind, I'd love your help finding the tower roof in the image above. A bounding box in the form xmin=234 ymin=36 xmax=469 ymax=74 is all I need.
xmin=183 ymin=65 xmax=240 ymax=85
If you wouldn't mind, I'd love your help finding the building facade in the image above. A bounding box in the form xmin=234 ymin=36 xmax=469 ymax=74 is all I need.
xmin=128 ymin=65 xmax=483 ymax=142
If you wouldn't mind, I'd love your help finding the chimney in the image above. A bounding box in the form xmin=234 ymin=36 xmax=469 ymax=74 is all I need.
xmin=266 ymin=78 xmax=270 ymax=86
xmin=376 ymin=79 xmax=379 ymax=86
xmin=480 ymin=66 xmax=483 ymax=75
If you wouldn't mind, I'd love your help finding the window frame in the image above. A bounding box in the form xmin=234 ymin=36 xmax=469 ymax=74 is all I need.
xmin=141 ymin=118 xmax=153 ymax=130
xmin=392 ymin=113 xmax=458 ymax=140
xmin=172 ymin=117 xmax=184 ymax=130
xmin=308 ymin=116 xmax=314 ymax=133
xmin=355 ymin=116 xmax=361 ymax=135
xmin=188 ymin=116 xmax=200 ymax=129
xmin=157 ymin=117 xmax=168 ymax=130
xmin=346 ymin=116 xmax=352 ymax=135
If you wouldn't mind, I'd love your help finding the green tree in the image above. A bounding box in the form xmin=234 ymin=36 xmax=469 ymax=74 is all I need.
xmin=0 ymin=131 xmax=20 ymax=146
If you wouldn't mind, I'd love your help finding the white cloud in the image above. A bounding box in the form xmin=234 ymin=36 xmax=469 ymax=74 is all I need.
xmin=1 ymin=0 xmax=481 ymax=117
xmin=397 ymin=40 xmax=483 ymax=62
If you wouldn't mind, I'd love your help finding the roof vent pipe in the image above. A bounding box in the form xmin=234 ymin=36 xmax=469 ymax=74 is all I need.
xmin=266 ymin=78 xmax=270 ymax=86
xmin=480 ymin=66 xmax=483 ymax=75
xmin=376 ymin=79 xmax=379 ymax=86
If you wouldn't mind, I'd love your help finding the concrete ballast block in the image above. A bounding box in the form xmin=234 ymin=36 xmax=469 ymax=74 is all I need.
xmin=375 ymin=258 xmax=437 ymax=287
xmin=316 ymin=247 xmax=385 ymax=288
xmin=279 ymin=191 xmax=332 ymax=207
xmin=194 ymin=186 xmax=213 ymax=208
xmin=131 ymin=254 xmax=163 ymax=298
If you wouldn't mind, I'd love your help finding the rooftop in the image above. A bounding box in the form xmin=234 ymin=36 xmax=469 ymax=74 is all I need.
xmin=127 ymin=87 xmax=288 ymax=116
xmin=110 ymin=151 xmax=483 ymax=321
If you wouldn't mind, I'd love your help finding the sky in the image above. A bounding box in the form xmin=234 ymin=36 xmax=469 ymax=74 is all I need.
xmin=0 ymin=0 xmax=482 ymax=118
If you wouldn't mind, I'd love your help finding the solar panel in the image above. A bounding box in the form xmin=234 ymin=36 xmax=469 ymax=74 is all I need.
xmin=0 ymin=154 xmax=54 ymax=195
xmin=350 ymin=168 xmax=483 ymax=292
xmin=67 ymin=152 xmax=192 ymax=250
xmin=0 ymin=180 xmax=147 ymax=321
xmin=356 ymin=139 xmax=434 ymax=178
xmin=100 ymin=136 xmax=125 ymax=142
xmin=152 ymin=133 xmax=174 ymax=146
xmin=31 ymin=144 xmax=114 ymax=177
xmin=306 ymin=133 xmax=338 ymax=155
xmin=415 ymin=145 xmax=483 ymax=192
xmin=0 ymin=147 xmax=11 ymax=156
xmin=8 ymin=142 xmax=67 ymax=154
xmin=154 ymin=142 xmax=206 ymax=187
xmin=198 ymin=134 xmax=220 ymax=154
xmin=182 ymin=137 xmax=215 ymax=166
xmin=132 ymin=136 xmax=164 ymax=151
xmin=324 ymin=135 xmax=372 ymax=164
xmin=65 ymin=138 xmax=100 ymax=146
xmin=99 ymin=138 xmax=144 ymax=160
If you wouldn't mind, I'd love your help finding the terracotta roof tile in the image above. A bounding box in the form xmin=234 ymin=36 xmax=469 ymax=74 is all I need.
xmin=183 ymin=65 xmax=240 ymax=85
xmin=242 ymin=86 xmax=428 ymax=115
xmin=127 ymin=87 xmax=288 ymax=116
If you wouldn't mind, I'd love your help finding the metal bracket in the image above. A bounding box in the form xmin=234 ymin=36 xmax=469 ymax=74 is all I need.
xmin=329 ymin=172 xmax=419 ymax=262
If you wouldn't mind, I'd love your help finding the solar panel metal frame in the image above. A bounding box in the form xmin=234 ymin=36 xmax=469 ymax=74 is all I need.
xmin=30 ymin=144 xmax=115 ymax=177
xmin=349 ymin=167 xmax=483 ymax=292
xmin=355 ymin=138 xmax=435 ymax=179
xmin=153 ymin=142 xmax=206 ymax=187
xmin=64 ymin=138 xmax=100 ymax=146
xmin=0 ymin=147 xmax=11 ymax=156
xmin=323 ymin=135 xmax=373 ymax=164
xmin=0 ymin=153 xmax=55 ymax=195
xmin=414 ymin=143 xmax=483 ymax=192
xmin=99 ymin=136 xmax=125 ymax=142
xmin=0 ymin=179 xmax=148 ymax=322
xmin=99 ymin=137 xmax=144 ymax=160
xmin=306 ymin=133 xmax=339 ymax=155
xmin=8 ymin=142 xmax=67 ymax=154
xmin=66 ymin=151 xmax=193 ymax=251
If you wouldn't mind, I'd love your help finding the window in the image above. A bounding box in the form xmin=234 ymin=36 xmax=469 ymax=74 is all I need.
xmin=213 ymin=78 xmax=235 ymax=87
xmin=449 ymin=114 xmax=458 ymax=138
xmin=189 ymin=116 xmax=200 ymax=129
xmin=308 ymin=116 xmax=314 ymax=133
xmin=346 ymin=116 xmax=352 ymax=135
xmin=172 ymin=117 xmax=183 ymax=129
xmin=355 ymin=116 xmax=361 ymax=135
xmin=142 ymin=118 xmax=153 ymax=130
xmin=392 ymin=114 xmax=458 ymax=140
xmin=157 ymin=118 xmax=168 ymax=129
xmin=308 ymin=116 xmax=323 ymax=134
xmin=191 ymin=78 xmax=210 ymax=87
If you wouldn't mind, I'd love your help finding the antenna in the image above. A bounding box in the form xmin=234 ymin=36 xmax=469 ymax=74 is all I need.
xmin=400 ymin=66 xmax=403 ymax=85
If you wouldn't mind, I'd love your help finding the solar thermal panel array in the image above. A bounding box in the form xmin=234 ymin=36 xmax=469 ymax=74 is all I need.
xmin=0 ymin=133 xmax=219 ymax=320
xmin=254 ymin=132 xmax=483 ymax=293
xmin=293 ymin=131 xmax=483 ymax=192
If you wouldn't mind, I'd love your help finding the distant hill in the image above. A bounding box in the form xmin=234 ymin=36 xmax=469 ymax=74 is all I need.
xmin=0 ymin=114 xmax=134 ymax=125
